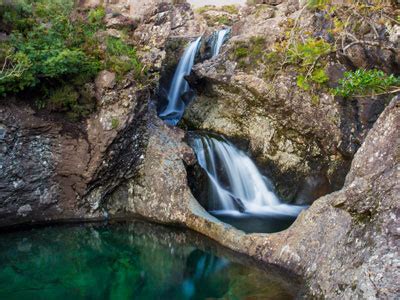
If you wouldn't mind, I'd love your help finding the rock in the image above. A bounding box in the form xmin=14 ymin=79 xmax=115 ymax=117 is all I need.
xmin=0 ymin=32 xmax=8 ymax=42
xmin=17 ymin=205 xmax=32 ymax=217
xmin=105 ymin=13 xmax=138 ymax=30
xmin=95 ymin=70 xmax=116 ymax=92
xmin=1 ymin=1 xmax=398 ymax=298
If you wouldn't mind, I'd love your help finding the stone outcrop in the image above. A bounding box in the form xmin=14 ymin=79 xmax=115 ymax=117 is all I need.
xmin=0 ymin=1 xmax=199 ymax=227
xmin=0 ymin=75 xmax=150 ymax=225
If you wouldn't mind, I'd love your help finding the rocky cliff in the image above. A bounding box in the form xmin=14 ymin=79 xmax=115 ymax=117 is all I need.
xmin=0 ymin=1 xmax=201 ymax=226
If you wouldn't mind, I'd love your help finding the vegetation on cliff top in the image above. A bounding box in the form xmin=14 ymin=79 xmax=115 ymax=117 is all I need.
xmin=231 ymin=0 xmax=399 ymax=100
xmin=0 ymin=0 xmax=142 ymax=119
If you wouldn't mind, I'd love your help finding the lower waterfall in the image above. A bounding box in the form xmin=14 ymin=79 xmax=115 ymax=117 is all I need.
xmin=190 ymin=134 xmax=307 ymax=233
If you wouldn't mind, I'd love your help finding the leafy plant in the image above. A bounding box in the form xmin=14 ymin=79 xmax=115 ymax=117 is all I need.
xmin=334 ymin=69 xmax=400 ymax=98
xmin=288 ymin=38 xmax=332 ymax=68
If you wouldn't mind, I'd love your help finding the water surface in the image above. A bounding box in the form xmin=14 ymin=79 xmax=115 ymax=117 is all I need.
xmin=0 ymin=222 xmax=300 ymax=299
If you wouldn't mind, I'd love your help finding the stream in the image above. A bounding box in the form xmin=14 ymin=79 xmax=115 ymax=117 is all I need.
xmin=159 ymin=30 xmax=306 ymax=233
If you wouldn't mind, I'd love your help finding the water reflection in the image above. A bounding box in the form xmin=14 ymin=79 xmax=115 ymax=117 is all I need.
xmin=0 ymin=222 xmax=300 ymax=299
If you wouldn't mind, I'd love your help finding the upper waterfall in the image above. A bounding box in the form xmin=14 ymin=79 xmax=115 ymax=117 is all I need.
xmin=159 ymin=37 xmax=202 ymax=125
xmin=191 ymin=134 xmax=306 ymax=217
xmin=212 ymin=29 xmax=230 ymax=57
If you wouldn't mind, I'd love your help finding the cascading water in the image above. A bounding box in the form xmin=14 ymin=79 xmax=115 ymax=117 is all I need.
xmin=212 ymin=28 xmax=230 ymax=57
xmin=159 ymin=37 xmax=202 ymax=125
xmin=190 ymin=134 xmax=306 ymax=233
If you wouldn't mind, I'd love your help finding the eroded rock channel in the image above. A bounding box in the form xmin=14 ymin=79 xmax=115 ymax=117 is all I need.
xmin=0 ymin=0 xmax=399 ymax=299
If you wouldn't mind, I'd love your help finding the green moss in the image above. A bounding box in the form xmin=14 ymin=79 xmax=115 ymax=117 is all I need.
xmin=234 ymin=46 xmax=249 ymax=59
xmin=311 ymin=68 xmax=329 ymax=84
xmin=307 ymin=0 xmax=330 ymax=10
xmin=232 ymin=36 xmax=267 ymax=70
xmin=111 ymin=118 xmax=120 ymax=129
xmin=196 ymin=4 xmax=238 ymax=15
xmin=297 ymin=75 xmax=311 ymax=90
xmin=220 ymin=5 xmax=239 ymax=14
xmin=195 ymin=5 xmax=214 ymax=14
xmin=311 ymin=95 xmax=320 ymax=106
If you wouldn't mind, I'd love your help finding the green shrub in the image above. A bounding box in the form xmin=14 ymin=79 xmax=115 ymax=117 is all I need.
xmin=106 ymin=37 xmax=142 ymax=77
xmin=47 ymin=85 xmax=79 ymax=112
xmin=0 ymin=0 xmax=143 ymax=119
xmin=334 ymin=69 xmax=400 ymax=98
xmin=0 ymin=0 xmax=100 ymax=95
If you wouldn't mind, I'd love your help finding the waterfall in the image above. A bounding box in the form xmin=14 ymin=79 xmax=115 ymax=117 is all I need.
xmin=212 ymin=28 xmax=230 ymax=57
xmin=191 ymin=134 xmax=306 ymax=217
xmin=159 ymin=37 xmax=202 ymax=125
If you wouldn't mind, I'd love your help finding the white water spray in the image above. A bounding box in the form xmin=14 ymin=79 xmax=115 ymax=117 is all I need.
xmin=212 ymin=28 xmax=229 ymax=57
xmin=191 ymin=135 xmax=305 ymax=217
